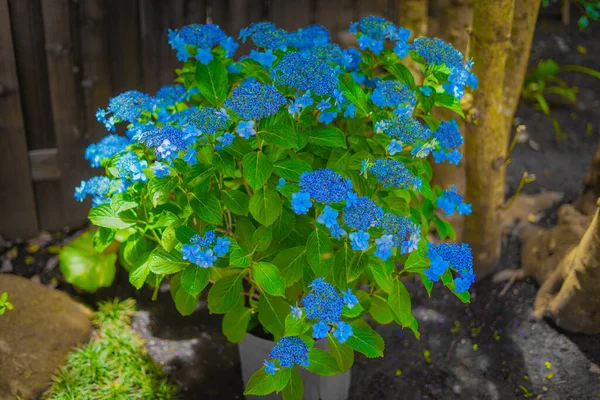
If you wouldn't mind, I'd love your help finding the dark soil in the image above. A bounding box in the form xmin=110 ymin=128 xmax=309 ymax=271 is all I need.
xmin=2 ymin=4 xmax=600 ymax=400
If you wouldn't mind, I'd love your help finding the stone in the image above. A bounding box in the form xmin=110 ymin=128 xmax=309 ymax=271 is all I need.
xmin=0 ymin=274 xmax=92 ymax=399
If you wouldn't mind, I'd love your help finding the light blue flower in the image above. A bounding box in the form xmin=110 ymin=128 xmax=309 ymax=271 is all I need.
xmin=195 ymin=47 xmax=214 ymax=64
xmin=387 ymin=139 xmax=403 ymax=155
xmin=214 ymin=237 xmax=231 ymax=257
xmin=263 ymin=360 xmax=279 ymax=375
xmin=342 ymin=289 xmax=359 ymax=309
xmin=290 ymin=302 xmax=303 ymax=319
xmin=277 ymin=178 xmax=287 ymax=189
xmin=151 ymin=162 xmax=170 ymax=178
xmin=349 ymin=230 xmax=370 ymax=251
xmin=332 ymin=321 xmax=353 ymax=343
xmin=313 ymin=321 xmax=330 ymax=339
xmin=291 ymin=191 xmax=312 ymax=214
xmin=374 ymin=234 xmax=394 ymax=261
xmin=316 ymin=205 xmax=339 ymax=228
xmin=236 ymin=120 xmax=256 ymax=139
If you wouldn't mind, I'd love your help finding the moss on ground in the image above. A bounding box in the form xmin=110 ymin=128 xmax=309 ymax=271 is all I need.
xmin=43 ymin=299 xmax=178 ymax=400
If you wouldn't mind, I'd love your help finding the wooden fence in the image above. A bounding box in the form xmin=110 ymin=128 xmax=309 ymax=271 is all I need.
xmin=0 ymin=0 xmax=401 ymax=239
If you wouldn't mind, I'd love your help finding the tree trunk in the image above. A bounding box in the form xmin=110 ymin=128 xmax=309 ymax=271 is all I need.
xmin=532 ymin=199 xmax=600 ymax=334
xmin=463 ymin=0 xmax=515 ymax=277
xmin=398 ymin=0 xmax=428 ymax=39
xmin=503 ymin=0 xmax=541 ymax=138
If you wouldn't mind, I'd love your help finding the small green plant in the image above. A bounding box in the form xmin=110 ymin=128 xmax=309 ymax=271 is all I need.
xmin=543 ymin=0 xmax=600 ymax=29
xmin=43 ymin=299 xmax=177 ymax=400
xmin=0 ymin=292 xmax=13 ymax=315
xmin=522 ymin=59 xmax=600 ymax=139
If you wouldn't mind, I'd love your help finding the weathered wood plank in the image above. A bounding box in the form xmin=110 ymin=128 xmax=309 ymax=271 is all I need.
xmin=228 ymin=0 xmax=264 ymax=55
xmin=79 ymin=0 xmax=115 ymax=142
xmin=315 ymin=0 xmax=355 ymax=44
xmin=356 ymin=0 xmax=390 ymax=19
xmin=270 ymin=0 xmax=312 ymax=31
xmin=139 ymin=0 xmax=187 ymax=94
xmin=108 ymin=0 xmax=141 ymax=93
xmin=0 ymin=0 xmax=39 ymax=238
xmin=7 ymin=0 xmax=67 ymax=232
xmin=40 ymin=0 xmax=90 ymax=229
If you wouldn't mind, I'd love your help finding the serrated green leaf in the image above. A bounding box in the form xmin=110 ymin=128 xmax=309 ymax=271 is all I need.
xmin=174 ymin=285 xmax=199 ymax=316
xmin=93 ymin=227 xmax=115 ymax=253
xmin=212 ymin=150 xmax=235 ymax=177
xmin=249 ymin=187 xmax=282 ymax=227
xmin=181 ymin=265 xmax=210 ymax=296
xmin=308 ymin=127 xmax=346 ymax=148
xmin=208 ymin=273 xmax=244 ymax=314
xmin=222 ymin=307 xmax=252 ymax=343
xmin=369 ymin=295 xmax=394 ymax=324
xmin=306 ymin=229 xmax=334 ymax=277
xmin=195 ymin=58 xmax=229 ymax=106
xmin=110 ymin=192 xmax=138 ymax=214
xmin=273 ymin=246 xmax=307 ymax=286
xmin=222 ymin=190 xmax=250 ymax=216
xmin=339 ymin=74 xmax=369 ymax=117
xmin=60 ymin=230 xmax=117 ymax=293
xmin=230 ymin=245 xmax=251 ymax=267
xmin=148 ymin=248 xmax=189 ymax=275
xmin=346 ymin=320 xmax=384 ymax=358
xmin=161 ymin=219 xmax=185 ymax=252
xmin=273 ymin=158 xmax=312 ymax=181
xmin=190 ymin=191 xmax=222 ymax=225
xmin=327 ymin=334 xmax=354 ymax=372
xmin=253 ymin=262 xmax=286 ymax=296
xmin=284 ymin=312 xmax=307 ymax=336
xmin=259 ymin=124 xmax=298 ymax=149
xmin=282 ymin=368 xmax=304 ymax=400
xmin=258 ymin=293 xmax=288 ymax=336
xmin=272 ymin=207 xmax=296 ymax=241
xmin=385 ymin=63 xmax=416 ymax=89
xmin=244 ymin=368 xmax=277 ymax=396
xmin=243 ymin=151 xmax=273 ymax=190
xmin=129 ymin=252 xmax=151 ymax=289
xmin=89 ymin=204 xmax=135 ymax=229
xmin=306 ymin=348 xmax=340 ymax=376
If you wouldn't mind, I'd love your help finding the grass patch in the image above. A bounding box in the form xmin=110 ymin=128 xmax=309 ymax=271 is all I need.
xmin=44 ymin=298 xmax=178 ymax=400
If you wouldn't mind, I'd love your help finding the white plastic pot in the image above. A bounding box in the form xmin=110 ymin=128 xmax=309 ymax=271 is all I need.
xmin=238 ymin=332 xmax=351 ymax=400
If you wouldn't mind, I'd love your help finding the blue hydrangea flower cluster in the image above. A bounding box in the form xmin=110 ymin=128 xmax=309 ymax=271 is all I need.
xmin=316 ymin=206 xmax=347 ymax=239
xmin=301 ymin=279 xmax=353 ymax=343
xmin=379 ymin=213 xmax=421 ymax=254
xmin=350 ymin=16 xmax=410 ymax=57
xmin=181 ymin=230 xmax=230 ymax=268
xmin=133 ymin=125 xmax=187 ymax=160
xmin=432 ymin=119 xmax=463 ymax=165
xmin=96 ymin=90 xmax=152 ymax=131
xmin=288 ymin=25 xmax=330 ymax=49
xmin=343 ymin=196 xmax=383 ymax=231
xmin=74 ymin=176 xmax=122 ymax=206
xmin=369 ymin=159 xmax=421 ymax=190
xmin=84 ymin=134 xmax=131 ymax=168
xmin=424 ymin=243 xmax=474 ymax=292
xmin=436 ymin=186 xmax=472 ymax=216
xmin=410 ymin=37 xmax=477 ymax=99
xmin=371 ymin=80 xmax=416 ymax=111
xmin=302 ymin=278 xmax=344 ymax=325
xmin=239 ymin=22 xmax=289 ymax=50
xmin=271 ymin=52 xmax=339 ymax=97
xmin=172 ymin=106 xmax=230 ymax=137
xmin=267 ymin=336 xmax=310 ymax=371
xmin=376 ymin=115 xmax=433 ymax=144
xmin=114 ymin=151 xmax=148 ymax=183
xmin=225 ymin=81 xmax=286 ymax=120
xmin=297 ymin=169 xmax=354 ymax=205
xmin=152 ymin=85 xmax=187 ymax=112
xmin=168 ymin=23 xmax=237 ymax=63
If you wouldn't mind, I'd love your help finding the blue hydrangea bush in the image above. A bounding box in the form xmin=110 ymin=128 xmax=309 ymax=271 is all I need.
xmin=74 ymin=16 xmax=478 ymax=397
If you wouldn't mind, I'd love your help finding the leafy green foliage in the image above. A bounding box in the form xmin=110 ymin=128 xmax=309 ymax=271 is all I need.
xmin=68 ymin=16 xmax=478 ymax=394
xmin=44 ymin=299 xmax=177 ymax=399
xmin=60 ymin=230 xmax=117 ymax=292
